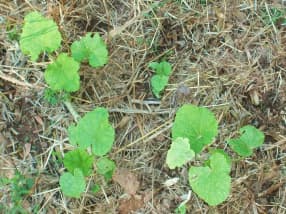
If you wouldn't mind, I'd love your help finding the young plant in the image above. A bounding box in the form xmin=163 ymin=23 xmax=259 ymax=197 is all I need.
xmin=19 ymin=12 xmax=114 ymax=198
xmin=261 ymin=7 xmax=286 ymax=26
xmin=227 ymin=125 xmax=264 ymax=157
xmin=0 ymin=171 xmax=35 ymax=213
xmin=60 ymin=108 xmax=115 ymax=198
xmin=149 ymin=61 xmax=172 ymax=98
xmin=166 ymin=104 xmax=265 ymax=207
xmin=20 ymin=12 xmax=109 ymax=102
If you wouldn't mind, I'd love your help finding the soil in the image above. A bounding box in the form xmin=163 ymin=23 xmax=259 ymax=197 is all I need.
xmin=0 ymin=1 xmax=285 ymax=213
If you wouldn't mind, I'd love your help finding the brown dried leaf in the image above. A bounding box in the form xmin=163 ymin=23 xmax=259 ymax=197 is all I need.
xmin=113 ymin=168 xmax=139 ymax=195
xmin=118 ymin=195 xmax=144 ymax=214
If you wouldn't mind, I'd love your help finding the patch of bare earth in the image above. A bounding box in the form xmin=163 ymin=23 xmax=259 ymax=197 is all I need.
xmin=0 ymin=0 xmax=285 ymax=213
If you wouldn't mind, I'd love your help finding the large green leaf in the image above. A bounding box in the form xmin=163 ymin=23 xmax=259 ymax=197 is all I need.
xmin=172 ymin=105 xmax=218 ymax=154
xmin=188 ymin=151 xmax=231 ymax=206
xmin=44 ymin=53 xmax=80 ymax=92
xmin=59 ymin=168 xmax=86 ymax=198
xmin=228 ymin=125 xmax=264 ymax=157
xmin=166 ymin=137 xmax=195 ymax=169
xmin=63 ymin=149 xmax=94 ymax=176
xmin=20 ymin=11 xmax=62 ymax=61
xmin=68 ymin=108 xmax=115 ymax=156
xmin=71 ymin=33 xmax=108 ymax=68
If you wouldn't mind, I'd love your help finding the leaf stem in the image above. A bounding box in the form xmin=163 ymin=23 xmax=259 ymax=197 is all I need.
xmin=64 ymin=101 xmax=80 ymax=122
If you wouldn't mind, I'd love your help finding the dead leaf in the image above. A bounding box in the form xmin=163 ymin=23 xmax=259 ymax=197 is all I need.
xmin=23 ymin=143 xmax=31 ymax=159
xmin=118 ymin=195 xmax=144 ymax=214
xmin=0 ymin=157 xmax=15 ymax=179
xmin=113 ymin=168 xmax=139 ymax=195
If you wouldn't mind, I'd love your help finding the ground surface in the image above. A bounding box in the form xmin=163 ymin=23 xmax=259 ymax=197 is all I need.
xmin=0 ymin=0 xmax=286 ymax=213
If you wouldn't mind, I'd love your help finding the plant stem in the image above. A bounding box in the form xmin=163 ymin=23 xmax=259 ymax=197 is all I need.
xmin=64 ymin=101 xmax=80 ymax=122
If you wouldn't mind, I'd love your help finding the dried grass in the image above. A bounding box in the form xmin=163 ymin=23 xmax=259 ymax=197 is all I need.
xmin=0 ymin=0 xmax=285 ymax=213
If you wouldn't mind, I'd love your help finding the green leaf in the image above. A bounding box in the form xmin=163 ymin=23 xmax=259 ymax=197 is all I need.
xmin=96 ymin=157 xmax=116 ymax=181
xmin=91 ymin=184 xmax=101 ymax=194
xmin=175 ymin=204 xmax=186 ymax=214
xmin=68 ymin=108 xmax=115 ymax=156
xmin=172 ymin=104 xmax=218 ymax=154
xmin=166 ymin=137 xmax=195 ymax=169
xmin=60 ymin=168 xmax=86 ymax=198
xmin=188 ymin=151 xmax=231 ymax=206
xmin=228 ymin=125 xmax=264 ymax=157
xmin=151 ymin=75 xmax=169 ymax=98
xmin=63 ymin=149 xmax=94 ymax=176
xmin=44 ymin=53 xmax=80 ymax=92
xmin=149 ymin=61 xmax=172 ymax=98
xmin=71 ymin=33 xmax=108 ymax=68
xmin=20 ymin=11 xmax=62 ymax=61
xmin=149 ymin=61 xmax=172 ymax=76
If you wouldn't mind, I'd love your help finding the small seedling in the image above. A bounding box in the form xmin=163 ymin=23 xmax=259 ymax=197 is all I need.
xmin=60 ymin=108 xmax=115 ymax=198
xmin=149 ymin=61 xmax=172 ymax=98
xmin=227 ymin=125 xmax=264 ymax=157
xmin=0 ymin=171 xmax=34 ymax=213
xmin=166 ymin=104 xmax=265 ymax=207
xmin=262 ymin=7 xmax=286 ymax=26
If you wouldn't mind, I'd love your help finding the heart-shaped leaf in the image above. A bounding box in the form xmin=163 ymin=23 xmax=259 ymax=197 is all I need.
xmin=228 ymin=125 xmax=264 ymax=157
xmin=68 ymin=108 xmax=115 ymax=156
xmin=172 ymin=104 xmax=218 ymax=154
xmin=96 ymin=157 xmax=116 ymax=181
xmin=60 ymin=168 xmax=86 ymax=198
xmin=166 ymin=137 xmax=195 ymax=169
xmin=188 ymin=151 xmax=231 ymax=206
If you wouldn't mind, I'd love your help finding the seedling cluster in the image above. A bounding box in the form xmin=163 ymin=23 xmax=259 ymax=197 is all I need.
xmin=18 ymin=11 xmax=265 ymax=210
xmin=166 ymin=104 xmax=264 ymax=206
xmin=19 ymin=11 xmax=114 ymax=198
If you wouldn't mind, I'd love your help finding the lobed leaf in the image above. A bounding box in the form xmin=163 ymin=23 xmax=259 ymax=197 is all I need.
xmin=63 ymin=149 xmax=94 ymax=176
xmin=20 ymin=11 xmax=62 ymax=61
xmin=96 ymin=157 xmax=116 ymax=181
xmin=68 ymin=108 xmax=115 ymax=156
xmin=59 ymin=168 xmax=86 ymax=198
xmin=228 ymin=125 xmax=264 ymax=157
xmin=188 ymin=151 xmax=231 ymax=206
xmin=166 ymin=137 xmax=195 ymax=169
xmin=71 ymin=33 xmax=108 ymax=68
xmin=151 ymin=75 xmax=169 ymax=98
xmin=149 ymin=61 xmax=172 ymax=76
xmin=172 ymin=104 xmax=218 ymax=154
xmin=44 ymin=53 xmax=80 ymax=92
xmin=149 ymin=61 xmax=172 ymax=98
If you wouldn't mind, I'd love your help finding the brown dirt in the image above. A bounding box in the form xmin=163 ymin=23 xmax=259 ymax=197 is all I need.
xmin=0 ymin=0 xmax=285 ymax=213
